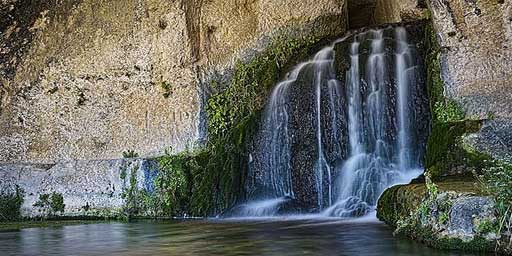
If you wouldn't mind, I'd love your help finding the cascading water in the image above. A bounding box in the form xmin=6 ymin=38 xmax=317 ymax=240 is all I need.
xmin=236 ymin=24 xmax=429 ymax=218
xmin=323 ymin=28 xmax=426 ymax=217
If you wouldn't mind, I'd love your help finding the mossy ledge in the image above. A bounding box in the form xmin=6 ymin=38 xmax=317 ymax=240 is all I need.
xmin=423 ymin=20 xmax=491 ymax=180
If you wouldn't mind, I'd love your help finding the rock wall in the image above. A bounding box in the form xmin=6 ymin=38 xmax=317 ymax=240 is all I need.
xmin=428 ymin=0 xmax=512 ymax=161
xmin=0 ymin=0 xmax=348 ymax=164
xmin=375 ymin=0 xmax=428 ymax=24
xmin=0 ymin=159 xmax=158 ymax=217
xmin=347 ymin=0 xmax=428 ymax=29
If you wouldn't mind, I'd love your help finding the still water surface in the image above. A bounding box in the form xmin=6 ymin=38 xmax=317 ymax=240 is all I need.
xmin=0 ymin=218 xmax=486 ymax=256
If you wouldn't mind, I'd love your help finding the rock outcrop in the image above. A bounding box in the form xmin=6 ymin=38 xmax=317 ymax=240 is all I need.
xmin=377 ymin=179 xmax=507 ymax=253
xmin=377 ymin=1 xmax=512 ymax=254
xmin=0 ymin=0 xmax=354 ymax=218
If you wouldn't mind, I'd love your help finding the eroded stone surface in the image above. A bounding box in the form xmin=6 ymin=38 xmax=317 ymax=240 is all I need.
xmin=446 ymin=196 xmax=496 ymax=241
xmin=428 ymin=0 xmax=512 ymax=161
xmin=0 ymin=0 xmax=348 ymax=163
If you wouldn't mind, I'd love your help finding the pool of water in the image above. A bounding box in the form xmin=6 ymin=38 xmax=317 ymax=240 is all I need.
xmin=0 ymin=217 xmax=485 ymax=256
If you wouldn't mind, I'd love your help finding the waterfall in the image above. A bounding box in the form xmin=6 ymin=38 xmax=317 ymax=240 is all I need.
xmin=314 ymin=48 xmax=336 ymax=210
xmin=236 ymin=25 xmax=429 ymax=218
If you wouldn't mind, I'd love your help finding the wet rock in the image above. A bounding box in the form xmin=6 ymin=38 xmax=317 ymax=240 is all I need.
xmin=378 ymin=181 xmax=504 ymax=252
xmin=446 ymin=196 xmax=496 ymax=241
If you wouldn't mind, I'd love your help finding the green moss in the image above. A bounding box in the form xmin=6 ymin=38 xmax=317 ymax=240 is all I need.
xmin=425 ymin=23 xmax=462 ymax=121
xmin=378 ymin=177 xmax=483 ymax=228
xmin=476 ymin=218 xmax=499 ymax=234
xmin=378 ymin=174 xmax=498 ymax=252
xmin=426 ymin=120 xmax=487 ymax=178
xmin=206 ymin=36 xmax=319 ymax=141
xmin=377 ymin=184 xmax=425 ymax=227
xmin=161 ymin=82 xmax=173 ymax=99
xmin=424 ymin=22 xmax=493 ymax=180
xmin=415 ymin=229 xmax=494 ymax=252
xmin=439 ymin=212 xmax=449 ymax=225
xmin=433 ymin=100 xmax=465 ymax=123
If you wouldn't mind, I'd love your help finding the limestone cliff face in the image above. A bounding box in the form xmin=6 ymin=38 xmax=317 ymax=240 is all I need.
xmin=0 ymin=0 xmax=347 ymax=163
xmin=428 ymin=0 xmax=512 ymax=161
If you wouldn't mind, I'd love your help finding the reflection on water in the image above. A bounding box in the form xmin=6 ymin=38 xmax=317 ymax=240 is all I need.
xmin=0 ymin=219 xmax=484 ymax=256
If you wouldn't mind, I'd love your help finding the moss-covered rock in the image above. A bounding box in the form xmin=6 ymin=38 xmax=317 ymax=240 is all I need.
xmin=377 ymin=177 xmax=499 ymax=253
xmin=378 ymin=176 xmax=483 ymax=227
xmin=423 ymin=20 xmax=495 ymax=180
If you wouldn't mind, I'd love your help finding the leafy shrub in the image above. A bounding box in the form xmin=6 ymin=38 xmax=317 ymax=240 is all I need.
xmin=33 ymin=192 xmax=66 ymax=217
xmin=434 ymin=100 xmax=465 ymax=123
xmin=154 ymin=149 xmax=206 ymax=217
xmin=50 ymin=192 xmax=65 ymax=213
xmin=0 ymin=185 xmax=24 ymax=222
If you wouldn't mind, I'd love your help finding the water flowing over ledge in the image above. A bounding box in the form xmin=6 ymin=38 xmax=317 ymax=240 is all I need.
xmin=236 ymin=23 xmax=430 ymax=218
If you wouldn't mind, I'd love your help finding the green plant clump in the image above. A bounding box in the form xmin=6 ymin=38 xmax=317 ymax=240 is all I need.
xmin=0 ymin=185 xmax=24 ymax=222
xmin=33 ymin=192 xmax=65 ymax=217
xmin=478 ymin=161 xmax=512 ymax=243
xmin=122 ymin=150 xmax=139 ymax=159
xmin=161 ymin=82 xmax=173 ymax=98
xmin=153 ymin=149 xmax=209 ymax=216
